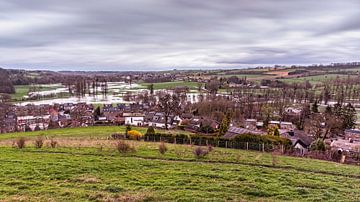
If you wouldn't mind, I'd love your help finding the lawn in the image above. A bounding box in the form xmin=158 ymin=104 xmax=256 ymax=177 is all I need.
xmin=139 ymin=81 xmax=200 ymax=90
xmin=0 ymin=127 xmax=359 ymax=201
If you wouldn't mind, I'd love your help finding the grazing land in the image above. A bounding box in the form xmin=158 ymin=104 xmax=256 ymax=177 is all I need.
xmin=0 ymin=127 xmax=359 ymax=201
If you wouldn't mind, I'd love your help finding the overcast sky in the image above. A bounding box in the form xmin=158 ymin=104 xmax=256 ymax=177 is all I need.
xmin=0 ymin=0 xmax=359 ymax=71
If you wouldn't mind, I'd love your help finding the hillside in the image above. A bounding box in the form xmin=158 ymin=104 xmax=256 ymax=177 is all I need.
xmin=0 ymin=68 xmax=15 ymax=94
xmin=0 ymin=127 xmax=359 ymax=201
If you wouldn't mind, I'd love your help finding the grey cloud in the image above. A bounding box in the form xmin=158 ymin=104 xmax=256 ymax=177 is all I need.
xmin=0 ymin=0 xmax=359 ymax=70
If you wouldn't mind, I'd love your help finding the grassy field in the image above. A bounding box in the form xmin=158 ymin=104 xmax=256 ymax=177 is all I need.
xmin=218 ymin=74 xmax=262 ymax=78
xmin=0 ymin=126 xmax=194 ymax=140
xmin=0 ymin=126 xmax=359 ymax=201
xmin=279 ymin=74 xmax=357 ymax=85
xmin=139 ymin=81 xmax=200 ymax=90
xmin=11 ymin=84 xmax=64 ymax=101
xmin=11 ymin=85 xmax=31 ymax=100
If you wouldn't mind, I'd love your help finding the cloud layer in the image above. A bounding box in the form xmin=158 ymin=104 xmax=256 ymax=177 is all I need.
xmin=0 ymin=0 xmax=359 ymax=71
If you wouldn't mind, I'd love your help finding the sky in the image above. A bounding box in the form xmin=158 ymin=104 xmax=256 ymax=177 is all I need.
xmin=0 ymin=0 xmax=359 ymax=71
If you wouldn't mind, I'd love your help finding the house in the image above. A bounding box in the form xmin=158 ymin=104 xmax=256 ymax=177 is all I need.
xmin=245 ymin=119 xmax=257 ymax=130
xmin=269 ymin=121 xmax=295 ymax=130
xmin=224 ymin=127 xmax=264 ymax=139
xmin=123 ymin=113 xmax=144 ymax=126
xmin=345 ymin=129 xmax=360 ymax=141
xmin=103 ymin=107 xmax=122 ymax=122
xmin=280 ymin=122 xmax=295 ymax=130
xmin=281 ymin=130 xmax=313 ymax=155
xmin=285 ymin=107 xmax=302 ymax=115
xmin=2 ymin=112 xmax=17 ymax=133
xmin=330 ymin=139 xmax=360 ymax=153
xmin=145 ymin=112 xmax=176 ymax=129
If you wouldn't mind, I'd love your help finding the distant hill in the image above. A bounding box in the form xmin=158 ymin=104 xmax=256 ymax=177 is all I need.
xmin=0 ymin=68 xmax=15 ymax=94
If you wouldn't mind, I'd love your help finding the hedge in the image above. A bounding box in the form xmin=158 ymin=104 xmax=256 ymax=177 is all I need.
xmin=144 ymin=132 xmax=292 ymax=152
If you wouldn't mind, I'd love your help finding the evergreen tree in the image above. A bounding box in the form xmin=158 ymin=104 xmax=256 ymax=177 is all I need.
xmin=218 ymin=112 xmax=232 ymax=136
xmin=125 ymin=124 xmax=132 ymax=135
xmin=311 ymin=100 xmax=319 ymax=113
xmin=145 ymin=126 xmax=155 ymax=135
xmin=342 ymin=103 xmax=356 ymax=129
xmin=325 ymin=105 xmax=332 ymax=115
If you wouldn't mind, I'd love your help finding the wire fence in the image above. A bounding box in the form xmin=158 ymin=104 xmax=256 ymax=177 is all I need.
xmin=144 ymin=135 xmax=284 ymax=153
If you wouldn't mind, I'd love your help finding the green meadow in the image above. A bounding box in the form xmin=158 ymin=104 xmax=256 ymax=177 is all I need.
xmin=0 ymin=126 xmax=359 ymax=201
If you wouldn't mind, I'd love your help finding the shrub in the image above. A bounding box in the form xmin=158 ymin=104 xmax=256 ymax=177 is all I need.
xmin=116 ymin=140 xmax=135 ymax=153
xmin=128 ymin=130 xmax=143 ymax=140
xmin=158 ymin=142 xmax=168 ymax=155
xmin=15 ymin=137 xmax=26 ymax=149
xmin=50 ymin=139 xmax=58 ymax=148
xmin=193 ymin=146 xmax=209 ymax=159
xmin=34 ymin=136 xmax=44 ymax=149
xmin=208 ymin=145 xmax=214 ymax=152
xmin=331 ymin=150 xmax=343 ymax=162
xmin=145 ymin=126 xmax=156 ymax=135
xmin=310 ymin=139 xmax=326 ymax=151
xmin=125 ymin=124 xmax=132 ymax=135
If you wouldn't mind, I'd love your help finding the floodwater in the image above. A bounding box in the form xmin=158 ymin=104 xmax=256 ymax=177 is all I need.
xmin=17 ymin=82 xmax=202 ymax=105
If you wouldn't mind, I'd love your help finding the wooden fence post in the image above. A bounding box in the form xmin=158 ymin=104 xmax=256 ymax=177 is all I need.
xmin=246 ymin=142 xmax=248 ymax=150
xmin=262 ymin=143 xmax=265 ymax=152
xmin=225 ymin=141 xmax=228 ymax=148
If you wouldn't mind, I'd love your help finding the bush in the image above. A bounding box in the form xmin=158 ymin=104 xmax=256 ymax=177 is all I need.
xmin=34 ymin=137 xmax=44 ymax=149
xmin=128 ymin=130 xmax=143 ymax=140
xmin=15 ymin=137 xmax=26 ymax=149
xmin=125 ymin=124 xmax=131 ymax=135
xmin=50 ymin=139 xmax=58 ymax=148
xmin=193 ymin=146 xmax=209 ymax=159
xmin=158 ymin=142 xmax=168 ymax=155
xmin=310 ymin=139 xmax=326 ymax=151
xmin=145 ymin=126 xmax=156 ymax=135
xmin=116 ymin=140 xmax=135 ymax=153
xmin=208 ymin=145 xmax=214 ymax=152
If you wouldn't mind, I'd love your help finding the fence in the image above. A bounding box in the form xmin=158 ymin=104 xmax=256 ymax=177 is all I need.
xmin=144 ymin=134 xmax=285 ymax=153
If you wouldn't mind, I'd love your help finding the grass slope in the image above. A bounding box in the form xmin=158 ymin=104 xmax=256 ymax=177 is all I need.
xmin=0 ymin=127 xmax=359 ymax=201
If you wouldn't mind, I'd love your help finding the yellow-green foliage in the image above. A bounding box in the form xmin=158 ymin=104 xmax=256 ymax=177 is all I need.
xmin=267 ymin=125 xmax=280 ymax=136
xmin=128 ymin=130 xmax=143 ymax=140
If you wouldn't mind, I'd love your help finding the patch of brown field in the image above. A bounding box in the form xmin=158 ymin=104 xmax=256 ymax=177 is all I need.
xmin=73 ymin=175 xmax=102 ymax=184
xmin=265 ymin=70 xmax=289 ymax=77
xmin=103 ymin=192 xmax=155 ymax=202
xmin=0 ymin=137 xmax=144 ymax=149
xmin=1 ymin=195 xmax=53 ymax=202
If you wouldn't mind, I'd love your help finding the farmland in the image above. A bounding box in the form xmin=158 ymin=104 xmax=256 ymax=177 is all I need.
xmin=0 ymin=127 xmax=359 ymax=201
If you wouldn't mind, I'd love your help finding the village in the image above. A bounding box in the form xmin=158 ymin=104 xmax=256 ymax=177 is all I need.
xmin=2 ymin=91 xmax=360 ymax=160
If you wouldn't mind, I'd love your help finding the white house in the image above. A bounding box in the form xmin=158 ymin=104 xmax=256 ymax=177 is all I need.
xmin=123 ymin=113 xmax=144 ymax=126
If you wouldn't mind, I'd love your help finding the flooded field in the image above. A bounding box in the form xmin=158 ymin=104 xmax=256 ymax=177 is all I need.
xmin=16 ymin=82 xmax=202 ymax=106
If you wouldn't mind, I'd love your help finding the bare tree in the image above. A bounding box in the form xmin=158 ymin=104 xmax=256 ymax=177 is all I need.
xmin=157 ymin=93 xmax=181 ymax=129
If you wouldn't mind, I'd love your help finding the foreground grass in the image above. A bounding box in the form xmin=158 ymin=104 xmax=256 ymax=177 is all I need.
xmin=1 ymin=128 xmax=360 ymax=201
xmin=0 ymin=139 xmax=359 ymax=201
